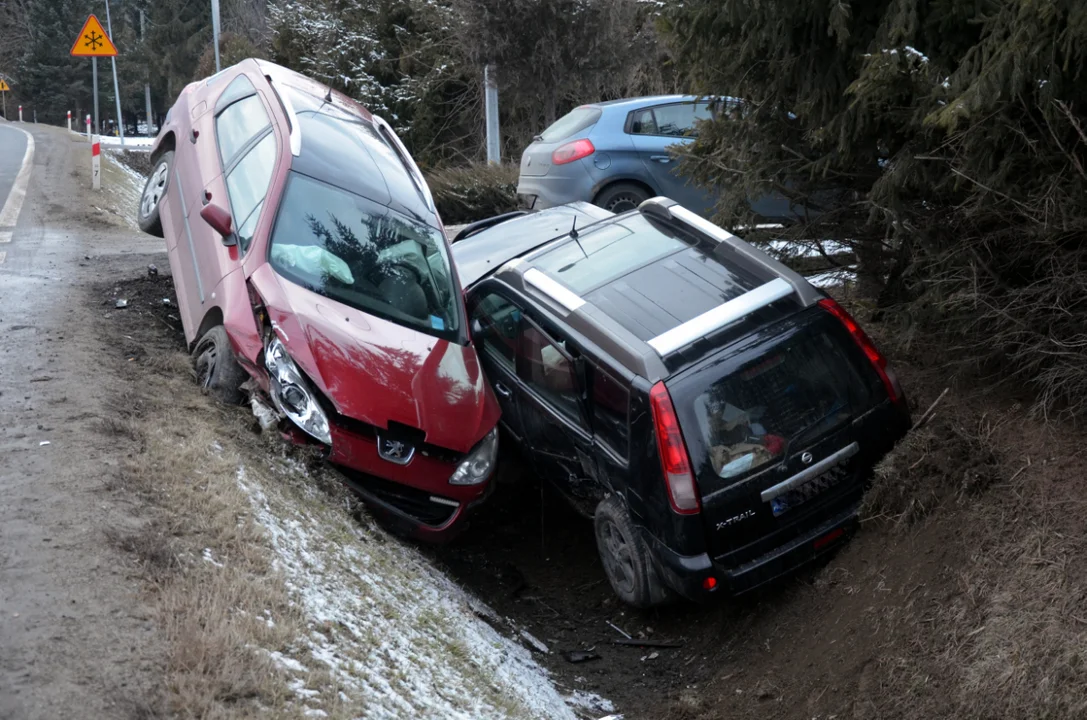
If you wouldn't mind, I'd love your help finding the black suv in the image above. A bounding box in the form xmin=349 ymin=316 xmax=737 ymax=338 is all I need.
xmin=450 ymin=198 xmax=911 ymax=607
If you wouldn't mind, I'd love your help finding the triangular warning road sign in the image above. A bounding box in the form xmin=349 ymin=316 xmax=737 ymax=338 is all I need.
xmin=70 ymin=15 xmax=118 ymax=57
xmin=0 ymin=80 xmax=9 ymax=92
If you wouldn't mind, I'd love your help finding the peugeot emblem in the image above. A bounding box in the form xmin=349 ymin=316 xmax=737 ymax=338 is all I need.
xmin=801 ymin=451 xmax=814 ymax=465
xmin=377 ymin=435 xmax=415 ymax=465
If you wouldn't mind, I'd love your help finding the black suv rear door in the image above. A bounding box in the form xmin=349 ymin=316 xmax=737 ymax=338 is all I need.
xmin=513 ymin=318 xmax=598 ymax=496
xmin=668 ymin=308 xmax=888 ymax=564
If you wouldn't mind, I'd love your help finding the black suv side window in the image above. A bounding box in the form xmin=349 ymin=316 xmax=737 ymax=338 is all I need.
xmin=517 ymin=321 xmax=585 ymax=427
xmin=591 ymin=366 xmax=629 ymax=458
xmin=471 ymin=292 xmax=521 ymax=370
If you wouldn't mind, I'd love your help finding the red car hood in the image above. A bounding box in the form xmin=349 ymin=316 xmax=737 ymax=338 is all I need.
xmin=250 ymin=266 xmax=500 ymax=454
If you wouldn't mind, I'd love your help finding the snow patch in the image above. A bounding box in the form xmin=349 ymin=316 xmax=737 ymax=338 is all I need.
xmin=99 ymin=135 xmax=155 ymax=148
xmin=565 ymin=690 xmax=616 ymax=715
xmin=766 ymin=239 xmax=852 ymax=259
xmin=237 ymin=466 xmax=587 ymax=719
xmin=807 ymin=266 xmax=857 ymax=288
xmin=269 ymin=650 xmax=309 ymax=674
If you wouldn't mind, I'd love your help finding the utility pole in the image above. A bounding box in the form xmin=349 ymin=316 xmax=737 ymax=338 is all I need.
xmin=141 ymin=10 xmax=153 ymax=135
xmin=484 ymin=65 xmax=501 ymax=164
xmin=211 ymin=0 xmax=222 ymax=73
xmin=104 ymin=0 xmax=125 ymax=145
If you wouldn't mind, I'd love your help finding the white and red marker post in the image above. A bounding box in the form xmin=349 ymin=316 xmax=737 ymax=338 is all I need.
xmin=18 ymin=105 xmax=22 ymax=122
xmin=92 ymin=136 xmax=101 ymax=191
xmin=85 ymin=114 xmax=92 ymax=141
xmin=67 ymin=110 xmax=72 ymax=132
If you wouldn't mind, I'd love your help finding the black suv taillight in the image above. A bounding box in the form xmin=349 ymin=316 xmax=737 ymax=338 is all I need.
xmin=818 ymin=298 xmax=905 ymax=405
xmin=649 ymin=381 xmax=701 ymax=515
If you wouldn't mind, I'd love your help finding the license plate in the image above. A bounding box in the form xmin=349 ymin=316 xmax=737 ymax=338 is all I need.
xmin=769 ymin=466 xmax=847 ymax=517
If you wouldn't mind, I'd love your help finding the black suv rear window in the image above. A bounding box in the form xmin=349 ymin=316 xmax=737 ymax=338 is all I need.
xmin=688 ymin=322 xmax=872 ymax=481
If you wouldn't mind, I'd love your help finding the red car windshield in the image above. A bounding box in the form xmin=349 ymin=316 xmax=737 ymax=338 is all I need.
xmin=269 ymin=172 xmax=462 ymax=342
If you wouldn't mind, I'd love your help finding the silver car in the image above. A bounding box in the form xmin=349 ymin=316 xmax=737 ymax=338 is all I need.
xmin=517 ymin=95 xmax=799 ymax=220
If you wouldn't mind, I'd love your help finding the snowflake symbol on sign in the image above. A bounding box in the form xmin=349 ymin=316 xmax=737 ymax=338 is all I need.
xmin=84 ymin=31 xmax=104 ymax=51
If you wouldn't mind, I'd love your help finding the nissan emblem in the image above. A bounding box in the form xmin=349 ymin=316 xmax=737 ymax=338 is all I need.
xmin=801 ymin=451 xmax=814 ymax=465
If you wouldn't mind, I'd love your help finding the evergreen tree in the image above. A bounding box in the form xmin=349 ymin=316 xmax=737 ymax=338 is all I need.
xmin=17 ymin=0 xmax=92 ymax=124
xmin=661 ymin=1 xmax=1087 ymax=415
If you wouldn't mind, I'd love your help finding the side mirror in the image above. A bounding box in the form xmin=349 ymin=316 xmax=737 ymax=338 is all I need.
xmin=199 ymin=203 xmax=236 ymax=246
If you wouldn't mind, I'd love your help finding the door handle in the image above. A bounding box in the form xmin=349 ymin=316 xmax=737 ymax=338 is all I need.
xmin=494 ymin=382 xmax=512 ymax=399
xmin=649 ymin=155 xmax=672 ymax=163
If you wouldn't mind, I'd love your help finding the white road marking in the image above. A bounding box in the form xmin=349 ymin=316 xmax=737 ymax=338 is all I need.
xmin=0 ymin=124 xmax=36 ymax=229
xmin=0 ymin=231 xmax=11 ymax=243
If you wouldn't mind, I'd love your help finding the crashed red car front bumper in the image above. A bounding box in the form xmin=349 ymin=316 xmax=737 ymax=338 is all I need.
xmin=325 ymin=423 xmax=491 ymax=542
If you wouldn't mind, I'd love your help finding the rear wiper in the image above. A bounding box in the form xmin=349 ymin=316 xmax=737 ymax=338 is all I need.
xmin=533 ymin=134 xmax=543 ymax=142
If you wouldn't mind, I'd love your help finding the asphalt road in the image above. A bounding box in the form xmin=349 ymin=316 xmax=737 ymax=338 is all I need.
xmin=0 ymin=124 xmax=27 ymax=213
xmin=0 ymin=121 xmax=165 ymax=719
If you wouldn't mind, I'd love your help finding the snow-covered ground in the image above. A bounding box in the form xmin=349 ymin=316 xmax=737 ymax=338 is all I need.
xmin=99 ymin=135 xmax=155 ymax=149
xmin=237 ymin=461 xmax=613 ymax=720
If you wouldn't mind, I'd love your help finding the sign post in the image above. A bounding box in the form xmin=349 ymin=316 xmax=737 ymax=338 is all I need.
xmin=0 ymin=79 xmax=9 ymax=121
xmin=103 ymin=0 xmax=125 ymax=146
xmin=70 ymin=15 xmax=118 ymax=139
xmin=92 ymin=136 xmax=101 ymax=191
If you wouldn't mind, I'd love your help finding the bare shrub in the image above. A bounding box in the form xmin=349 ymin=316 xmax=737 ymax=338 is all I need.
xmin=425 ymin=163 xmax=520 ymax=224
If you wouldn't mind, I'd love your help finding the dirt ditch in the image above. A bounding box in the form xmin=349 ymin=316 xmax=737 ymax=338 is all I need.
xmin=99 ymin=268 xmax=1087 ymax=720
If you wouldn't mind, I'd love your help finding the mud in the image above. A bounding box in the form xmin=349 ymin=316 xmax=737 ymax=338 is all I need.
xmin=0 ymin=124 xmax=167 ymax=719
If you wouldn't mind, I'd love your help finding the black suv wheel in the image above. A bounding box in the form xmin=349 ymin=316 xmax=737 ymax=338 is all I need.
xmin=594 ymin=495 xmax=671 ymax=608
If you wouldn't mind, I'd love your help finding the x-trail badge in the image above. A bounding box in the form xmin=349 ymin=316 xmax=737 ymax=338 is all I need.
xmin=377 ymin=435 xmax=415 ymax=465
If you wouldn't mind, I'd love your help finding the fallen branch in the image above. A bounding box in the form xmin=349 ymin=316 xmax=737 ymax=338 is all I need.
xmin=915 ymin=387 xmax=950 ymax=429
xmin=612 ymin=638 xmax=684 ymax=649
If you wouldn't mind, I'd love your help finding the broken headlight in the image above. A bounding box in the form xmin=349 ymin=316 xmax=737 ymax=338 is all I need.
xmin=449 ymin=427 xmax=499 ymax=485
xmin=264 ymin=336 xmax=332 ymax=445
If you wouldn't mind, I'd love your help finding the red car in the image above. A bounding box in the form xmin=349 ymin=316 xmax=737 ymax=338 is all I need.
xmin=136 ymin=59 xmax=500 ymax=540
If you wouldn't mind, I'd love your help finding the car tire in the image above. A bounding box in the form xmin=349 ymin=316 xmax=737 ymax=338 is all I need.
xmin=594 ymin=182 xmax=651 ymax=214
xmin=192 ymin=325 xmax=247 ymax=405
xmin=594 ymin=494 xmax=672 ymax=608
xmin=138 ymin=150 xmax=173 ymax=237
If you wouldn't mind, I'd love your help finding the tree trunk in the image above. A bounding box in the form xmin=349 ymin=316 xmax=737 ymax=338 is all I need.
xmin=855 ymin=237 xmax=885 ymax=299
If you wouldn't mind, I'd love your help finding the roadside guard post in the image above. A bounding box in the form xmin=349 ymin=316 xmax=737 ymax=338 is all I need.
xmin=18 ymin=105 xmax=22 ymax=122
xmin=85 ymin=114 xmax=92 ymax=141
xmin=70 ymin=15 xmax=118 ymax=139
xmin=92 ymin=136 xmax=101 ymax=191
xmin=67 ymin=110 xmax=72 ymax=132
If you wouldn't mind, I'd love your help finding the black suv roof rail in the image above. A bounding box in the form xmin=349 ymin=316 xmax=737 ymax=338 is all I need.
xmin=497 ymin=196 xmax=823 ymax=371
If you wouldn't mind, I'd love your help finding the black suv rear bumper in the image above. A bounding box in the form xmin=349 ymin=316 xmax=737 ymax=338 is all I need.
xmin=645 ymin=504 xmax=859 ymax=602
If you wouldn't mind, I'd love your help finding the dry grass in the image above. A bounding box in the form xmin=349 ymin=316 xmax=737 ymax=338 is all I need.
xmin=98 ymin=328 xmax=570 ymax=719
xmin=854 ymin=385 xmax=1087 ymax=719
xmin=97 ymin=351 xmax=318 ymax=719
